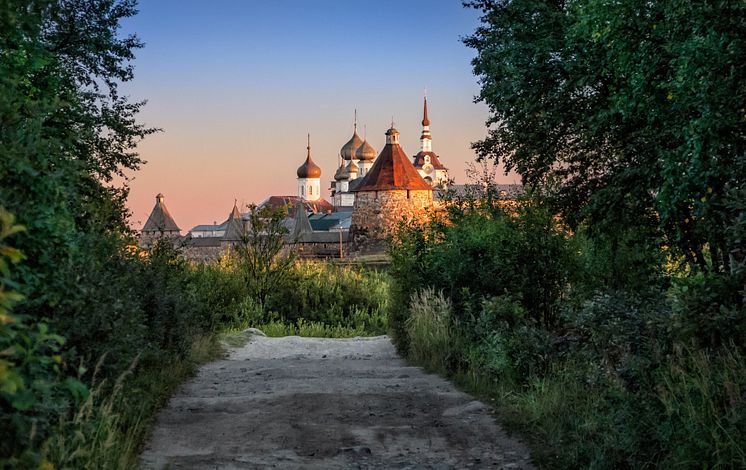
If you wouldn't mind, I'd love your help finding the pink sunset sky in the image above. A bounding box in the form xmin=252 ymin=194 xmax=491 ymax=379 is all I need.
xmin=120 ymin=1 xmax=518 ymax=232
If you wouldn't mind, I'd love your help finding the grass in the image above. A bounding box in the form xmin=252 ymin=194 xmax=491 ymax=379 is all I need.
xmin=405 ymin=288 xmax=452 ymax=372
xmin=41 ymin=334 xmax=223 ymax=469
xmin=259 ymin=318 xmax=371 ymax=338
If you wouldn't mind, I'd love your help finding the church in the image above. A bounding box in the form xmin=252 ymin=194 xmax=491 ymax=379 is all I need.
xmin=140 ymin=97 xmax=457 ymax=259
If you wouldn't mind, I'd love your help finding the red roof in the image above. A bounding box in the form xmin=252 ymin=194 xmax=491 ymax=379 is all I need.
xmin=353 ymin=130 xmax=431 ymax=192
xmin=412 ymin=151 xmax=448 ymax=170
xmin=422 ymin=96 xmax=430 ymax=126
xmin=259 ymin=196 xmax=334 ymax=215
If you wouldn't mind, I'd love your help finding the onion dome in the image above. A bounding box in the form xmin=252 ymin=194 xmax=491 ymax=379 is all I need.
xmin=347 ymin=160 xmax=359 ymax=174
xmin=355 ymin=139 xmax=376 ymax=161
xmin=334 ymin=164 xmax=346 ymax=181
xmin=340 ymin=128 xmax=363 ymax=161
xmin=297 ymin=135 xmax=322 ymax=178
xmin=340 ymin=110 xmax=363 ymax=161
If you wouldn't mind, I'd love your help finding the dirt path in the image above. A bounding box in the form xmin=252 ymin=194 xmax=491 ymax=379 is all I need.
xmin=140 ymin=334 xmax=534 ymax=469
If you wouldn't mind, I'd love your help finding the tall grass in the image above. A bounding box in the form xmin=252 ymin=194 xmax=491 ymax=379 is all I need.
xmin=41 ymin=335 xmax=222 ymax=469
xmin=405 ymin=288 xmax=452 ymax=372
xmin=399 ymin=290 xmax=746 ymax=468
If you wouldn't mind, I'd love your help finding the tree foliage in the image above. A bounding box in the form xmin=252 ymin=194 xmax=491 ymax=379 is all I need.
xmin=0 ymin=0 xmax=155 ymax=301
xmin=233 ymin=204 xmax=297 ymax=307
xmin=464 ymin=0 xmax=746 ymax=275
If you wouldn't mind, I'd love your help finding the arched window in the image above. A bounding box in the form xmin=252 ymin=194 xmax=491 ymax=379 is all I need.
xmin=301 ymin=186 xmax=305 ymax=196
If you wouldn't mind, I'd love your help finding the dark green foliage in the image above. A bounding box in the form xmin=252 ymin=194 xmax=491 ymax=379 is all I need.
xmin=189 ymin=259 xmax=251 ymax=331
xmin=670 ymin=273 xmax=746 ymax=352
xmin=264 ymin=261 xmax=389 ymax=331
xmin=233 ymin=204 xmax=297 ymax=307
xmin=464 ymin=0 xmax=746 ymax=276
xmin=190 ymin=256 xmax=390 ymax=335
xmin=389 ymin=187 xmax=744 ymax=466
xmin=0 ymin=1 xmax=222 ymax=464
xmin=0 ymin=209 xmax=87 ymax=467
xmin=389 ymin=194 xmax=576 ymax=356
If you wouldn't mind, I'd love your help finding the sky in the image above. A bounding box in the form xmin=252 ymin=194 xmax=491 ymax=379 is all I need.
xmin=120 ymin=0 xmax=516 ymax=231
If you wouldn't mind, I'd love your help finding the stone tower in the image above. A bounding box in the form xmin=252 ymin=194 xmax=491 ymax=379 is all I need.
xmin=349 ymin=126 xmax=433 ymax=252
xmin=140 ymin=193 xmax=181 ymax=247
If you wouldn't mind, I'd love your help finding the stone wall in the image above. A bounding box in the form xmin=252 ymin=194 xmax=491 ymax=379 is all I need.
xmin=349 ymin=189 xmax=432 ymax=253
xmin=296 ymin=241 xmax=346 ymax=259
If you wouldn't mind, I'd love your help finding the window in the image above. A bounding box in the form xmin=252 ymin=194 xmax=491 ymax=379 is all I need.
xmin=301 ymin=186 xmax=305 ymax=196
xmin=309 ymin=186 xmax=313 ymax=196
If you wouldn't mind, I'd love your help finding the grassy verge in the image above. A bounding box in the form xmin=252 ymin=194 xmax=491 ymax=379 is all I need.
xmin=41 ymin=334 xmax=223 ymax=469
xmin=399 ymin=291 xmax=746 ymax=468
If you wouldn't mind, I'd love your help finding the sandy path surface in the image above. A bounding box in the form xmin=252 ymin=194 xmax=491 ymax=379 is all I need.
xmin=140 ymin=335 xmax=534 ymax=469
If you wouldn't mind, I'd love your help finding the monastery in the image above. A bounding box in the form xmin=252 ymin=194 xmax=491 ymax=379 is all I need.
xmin=140 ymin=97 xmax=517 ymax=260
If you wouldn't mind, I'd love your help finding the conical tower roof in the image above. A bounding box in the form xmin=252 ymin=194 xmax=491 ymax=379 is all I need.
xmin=222 ymin=201 xmax=244 ymax=241
xmin=143 ymin=193 xmax=180 ymax=233
xmin=290 ymin=203 xmax=313 ymax=240
xmin=353 ymin=127 xmax=431 ymax=192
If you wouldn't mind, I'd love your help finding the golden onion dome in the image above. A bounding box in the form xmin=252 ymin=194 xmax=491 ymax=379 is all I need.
xmin=356 ymin=139 xmax=376 ymax=162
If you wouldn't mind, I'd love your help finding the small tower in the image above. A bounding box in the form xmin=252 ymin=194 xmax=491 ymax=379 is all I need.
xmin=296 ymin=134 xmax=322 ymax=201
xmin=140 ymin=193 xmax=181 ymax=247
xmin=221 ymin=200 xmax=244 ymax=244
xmin=412 ymin=96 xmax=449 ymax=186
xmin=350 ymin=125 xmax=433 ymax=251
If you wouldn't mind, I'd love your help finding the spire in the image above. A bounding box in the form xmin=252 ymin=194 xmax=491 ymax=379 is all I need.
xmin=222 ymin=201 xmax=244 ymax=241
xmin=420 ymin=95 xmax=432 ymax=153
xmin=230 ymin=199 xmax=241 ymax=219
xmin=307 ymin=132 xmax=311 ymax=157
xmin=422 ymin=96 xmax=430 ymax=127
xmin=354 ymin=109 xmax=357 ymax=132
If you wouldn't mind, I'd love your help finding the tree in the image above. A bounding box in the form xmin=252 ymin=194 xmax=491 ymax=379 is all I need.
xmin=463 ymin=0 xmax=746 ymax=276
xmin=0 ymin=0 xmax=155 ymax=301
xmin=233 ymin=204 xmax=297 ymax=307
xmin=0 ymin=0 xmax=160 ymax=376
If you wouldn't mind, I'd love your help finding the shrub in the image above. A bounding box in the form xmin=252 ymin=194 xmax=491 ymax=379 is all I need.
xmin=0 ymin=209 xmax=86 ymax=467
xmin=264 ymin=260 xmax=390 ymax=329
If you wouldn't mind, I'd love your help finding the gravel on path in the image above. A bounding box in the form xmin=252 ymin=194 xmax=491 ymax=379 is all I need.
xmin=140 ymin=334 xmax=535 ymax=469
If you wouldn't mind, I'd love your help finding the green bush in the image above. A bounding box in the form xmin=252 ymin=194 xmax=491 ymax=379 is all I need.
xmin=188 ymin=255 xmax=250 ymax=330
xmin=0 ymin=209 xmax=86 ymax=467
xmin=389 ymin=199 xmax=576 ymax=354
xmin=187 ymin=258 xmax=390 ymax=336
xmin=263 ymin=260 xmax=390 ymax=331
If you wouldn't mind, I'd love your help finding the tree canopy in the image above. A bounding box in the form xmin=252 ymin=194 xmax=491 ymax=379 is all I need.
xmin=0 ymin=0 xmax=155 ymax=299
xmin=464 ymin=0 xmax=746 ymax=274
